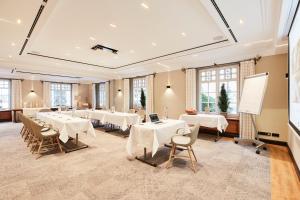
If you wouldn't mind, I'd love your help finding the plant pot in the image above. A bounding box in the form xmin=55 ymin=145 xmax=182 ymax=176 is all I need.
xmin=219 ymin=112 xmax=227 ymax=118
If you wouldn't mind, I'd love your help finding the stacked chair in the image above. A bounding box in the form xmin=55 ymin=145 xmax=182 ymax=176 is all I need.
xmin=18 ymin=113 xmax=63 ymax=159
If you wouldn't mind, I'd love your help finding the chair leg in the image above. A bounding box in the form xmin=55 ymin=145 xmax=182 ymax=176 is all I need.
xmin=190 ymin=146 xmax=197 ymax=162
xmin=37 ymin=139 xmax=44 ymax=154
xmin=166 ymin=144 xmax=175 ymax=169
xmin=20 ymin=126 xmax=24 ymax=135
xmin=56 ymin=137 xmax=63 ymax=152
xmin=187 ymin=146 xmax=196 ymax=173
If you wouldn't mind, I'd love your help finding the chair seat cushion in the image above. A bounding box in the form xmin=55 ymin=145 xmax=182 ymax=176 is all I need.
xmin=172 ymin=135 xmax=191 ymax=145
xmin=41 ymin=129 xmax=58 ymax=137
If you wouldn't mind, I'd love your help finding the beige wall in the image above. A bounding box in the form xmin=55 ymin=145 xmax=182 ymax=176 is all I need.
xmin=21 ymin=81 xmax=91 ymax=108
xmin=256 ymin=54 xmax=288 ymax=141
xmin=154 ymin=70 xmax=186 ymax=119
xmin=22 ymin=80 xmax=43 ymax=107
xmin=113 ymin=79 xmax=124 ymax=112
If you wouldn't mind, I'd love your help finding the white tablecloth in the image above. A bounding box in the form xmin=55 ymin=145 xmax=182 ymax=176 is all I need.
xmin=23 ymin=107 xmax=50 ymax=117
xmin=36 ymin=112 xmax=95 ymax=143
xmin=61 ymin=110 xmax=90 ymax=118
xmin=179 ymin=113 xmax=228 ymax=132
xmin=126 ymin=119 xmax=189 ymax=157
xmin=89 ymin=110 xmax=140 ymax=131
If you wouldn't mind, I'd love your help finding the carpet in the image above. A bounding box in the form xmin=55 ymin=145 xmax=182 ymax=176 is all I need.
xmin=0 ymin=122 xmax=270 ymax=200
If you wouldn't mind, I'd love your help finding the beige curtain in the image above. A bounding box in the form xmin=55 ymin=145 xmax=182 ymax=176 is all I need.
xmin=186 ymin=68 xmax=197 ymax=109
xmin=239 ymin=60 xmax=256 ymax=139
xmin=91 ymin=84 xmax=96 ymax=110
xmin=146 ymin=75 xmax=154 ymax=116
xmin=105 ymin=81 xmax=110 ymax=109
xmin=72 ymin=84 xmax=79 ymax=108
xmin=123 ymin=79 xmax=130 ymax=112
xmin=11 ymin=80 xmax=22 ymax=109
xmin=42 ymin=82 xmax=51 ymax=107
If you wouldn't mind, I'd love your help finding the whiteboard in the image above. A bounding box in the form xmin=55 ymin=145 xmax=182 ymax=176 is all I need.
xmin=239 ymin=73 xmax=269 ymax=115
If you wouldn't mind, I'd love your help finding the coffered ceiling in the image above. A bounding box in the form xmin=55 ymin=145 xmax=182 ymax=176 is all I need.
xmin=0 ymin=0 xmax=292 ymax=82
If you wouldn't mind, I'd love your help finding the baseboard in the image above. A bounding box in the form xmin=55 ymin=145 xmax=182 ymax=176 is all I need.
xmin=258 ymin=138 xmax=288 ymax=146
xmin=287 ymin=145 xmax=300 ymax=182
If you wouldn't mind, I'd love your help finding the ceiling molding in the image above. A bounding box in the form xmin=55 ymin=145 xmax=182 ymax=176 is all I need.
xmin=19 ymin=0 xmax=48 ymax=55
xmin=27 ymin=52 xmax=114 ymax=69
xmin=114 ymin=39 xmax=229 ymax=69
xmin=210 ymin=0 xmax=238 ymax=43
xmin=12 ymin=68 xmax=82 ymax=79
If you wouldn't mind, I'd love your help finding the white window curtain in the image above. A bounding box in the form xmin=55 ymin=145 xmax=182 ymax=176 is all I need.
xmin=239 ymin=60 xmax=256 ymax=139
xmin=186 ymin=68 xmax=196 ymax=109
xmin=72 ymin=84 xmax=79 ymax=108
xmin=105 ymin=81 xmax=110 ymax=109
xmin=123 ymin=79 xmax=130 ymax=112
xmin=11 ymin=80 xmax=22 ymax=109
xmin=146 ymin=75 xmax=154 ymax=116
xmin=42 ymin=81 xmax=51 ymax=107
xmin=91 ymin=83 xmax=96 ymax=110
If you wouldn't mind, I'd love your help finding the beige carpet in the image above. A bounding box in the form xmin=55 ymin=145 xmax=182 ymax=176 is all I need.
xmin=0 ymin=123 xmax=270 ymax=200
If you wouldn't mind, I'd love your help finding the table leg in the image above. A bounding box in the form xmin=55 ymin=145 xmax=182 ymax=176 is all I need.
xmin=214 ymin=131 xmax=221 ymax=142
xmin=62 ymin=133 xmax=89 ymax=153
xmin=135 ymin=148 xmax=158 ymax=167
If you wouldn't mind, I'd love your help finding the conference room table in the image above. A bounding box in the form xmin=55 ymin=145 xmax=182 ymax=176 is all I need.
xmin=89 ymin=110 xmax=140 ymax=131
xmin=179 ymin=113 xmax=228 ymax=141
xmin=36 ymin=112 xmax=95 ymax=153
xmin=23 ymin=107 xmax=50 ymax=117
xmin=127 ymin=119 xmax=190 ymax=167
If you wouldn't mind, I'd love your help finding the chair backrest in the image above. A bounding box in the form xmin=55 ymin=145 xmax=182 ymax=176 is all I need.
xmin=29 ymin=119 xmax=44 ymax=140
xmin=187 ymin=123 xmax=200 ymax=146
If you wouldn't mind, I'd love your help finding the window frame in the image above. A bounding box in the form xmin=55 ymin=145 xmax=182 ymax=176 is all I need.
xmin=197 ymin=65 xmax=239 ymax=117
xmin=50 ymin=82 xmax=72 ymax=107
xmin=0 ymin=79 xmax=11 ymax=110
xmin=98 ymin=82 xmax=106 ymax=109
xmin=130 ymin=77 xmax=146 ymax=109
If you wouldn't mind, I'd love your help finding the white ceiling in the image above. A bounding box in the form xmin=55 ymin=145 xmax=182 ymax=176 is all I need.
xmin=0 ymin=0 xmax=292 ymax=82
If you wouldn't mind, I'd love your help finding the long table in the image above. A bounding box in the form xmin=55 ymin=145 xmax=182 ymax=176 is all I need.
xmin=126 ymin=119 xmax=189 ymax=166
xmin=179 ymin=113 xmax=228 ymax=141
xmin=36 ymin=112 xmax=95 ymax=152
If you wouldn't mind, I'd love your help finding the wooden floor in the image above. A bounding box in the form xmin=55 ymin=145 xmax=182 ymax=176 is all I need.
xmin=269 ymin=144 xmax=300 ymax=200
xmin=220 ymin=137 xmax=300 ymax=200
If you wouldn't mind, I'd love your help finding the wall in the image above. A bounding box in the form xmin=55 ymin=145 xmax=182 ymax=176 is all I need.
xmin=22 ymin=80 xmax=43 ymax=107
xmin=21 ymin=81 xmax=90 ymax=108
xmin=256 ymin=54 xmax=288 ymax=142
xmin=154 ymin=70 xmax=186 ymax=119
xmin=288 ymin=125 xmax=300 ymax=170
xmin=113 ymin=79 xmax=124 ymax=112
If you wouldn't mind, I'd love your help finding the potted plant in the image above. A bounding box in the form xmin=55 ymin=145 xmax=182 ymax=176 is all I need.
xmin=218 ymin=83 xmax=230 ymax=117
xmin=140 ymin=88 xmax=146 ymax=109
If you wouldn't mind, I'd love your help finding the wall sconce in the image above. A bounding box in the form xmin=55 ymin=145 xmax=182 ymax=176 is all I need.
xmin=285 ymin=73 xmax=288 ymax=79
xmin=30 ymin=89 xmax=35 ymax=93
xmin=166 ymin=85 xmax=171 ymax=89
xmin=118 ymin=89 xmax=122 ymax=92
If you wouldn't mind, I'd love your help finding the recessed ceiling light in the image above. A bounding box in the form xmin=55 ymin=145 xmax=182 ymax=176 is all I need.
xmin=75 ymin=46 xmax=80 ymax=49
xmin=141 ymin=3 xmax=149 ymax=9
xmin=192 ymin=54 xmax=198 ymax=57
xmin=239 ymin=19 xmax=244 ymax=24
xmin=181 ymin=32 xmax=186 ymax=37
xmin=11 ymin=42 xmax=16 ymax=46
xmin=110 ymin=24 xmax=117 ymax=28
xmin=89 ymin=36 xmax=96 ymax=41
xmin=129 ymin=50 xmax=135 ymax=53
xmin=151 ymin=42 xmax=157 ymax=46
xmin=16 ymin=19 xmax=21 ymax=24
xmin=8 ymin=55 xmax=12 ymax=58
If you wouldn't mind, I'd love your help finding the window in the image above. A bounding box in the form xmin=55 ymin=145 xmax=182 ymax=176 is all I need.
xmin=0 ymin=79 xmax=10 ymax=110
xmin=50 ymin=83 xmax=72 ymax=107
xmin=199 ymin=66 xmax=238 ymax=114
xmin=98 ymin=83 xmax=106 ymax=108
xmin=132 ymin=77 xmax=146 ymax=108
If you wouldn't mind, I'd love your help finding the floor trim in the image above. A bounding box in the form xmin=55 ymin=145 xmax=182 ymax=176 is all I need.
xmin=287 ymin=145 xmax=300 ymax=182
